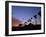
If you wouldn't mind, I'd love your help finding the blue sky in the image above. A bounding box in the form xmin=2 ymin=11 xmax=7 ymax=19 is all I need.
xmin=12 ymin=6 xmax=41 ymax=24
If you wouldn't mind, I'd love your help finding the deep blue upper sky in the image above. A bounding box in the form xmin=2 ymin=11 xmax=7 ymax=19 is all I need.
xmin=12 ymin=6 xmax=41 ymax=24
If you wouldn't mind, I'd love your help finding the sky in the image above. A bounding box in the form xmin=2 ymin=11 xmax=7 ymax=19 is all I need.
xmin=12 ymin=6 xmax=41 ymax=25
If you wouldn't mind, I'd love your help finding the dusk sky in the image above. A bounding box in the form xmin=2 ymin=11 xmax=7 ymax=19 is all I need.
xmin=12 ymin=6 xmax=41 ymax=25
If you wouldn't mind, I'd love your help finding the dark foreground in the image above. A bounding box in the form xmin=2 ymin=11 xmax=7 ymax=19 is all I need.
xmin=12 ymin=23 xmax=41 ymax=31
